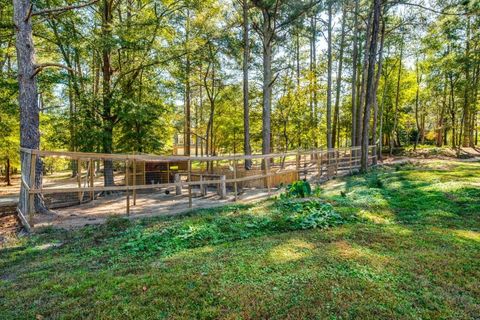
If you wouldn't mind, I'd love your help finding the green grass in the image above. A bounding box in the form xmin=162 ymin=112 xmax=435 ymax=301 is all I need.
xmin=1 ymin=160 xmax=479 ymax=319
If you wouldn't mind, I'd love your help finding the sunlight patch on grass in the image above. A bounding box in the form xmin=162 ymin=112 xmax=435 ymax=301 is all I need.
xmin=383 ymin=224 xmax=413 ymax=236
xmin=349 ymin=189 xmax=389 ymax=208
xmin=423 ymin=209 xmax=457 ymax=219
xmin=166 ymin=245 xmax=216 ymax=262
xmin=358 ymin=210 xmax=392 ymax=224
xmin=330 ymin=240 xmax=391 ymax=270
xmin=420 ymin=180 xmax=466 ymax=192
xmin=269 ymin=239 xmax=314 ymax=263
xmin=32 ymin=242 xmax=63 ymax=251
xmin=452 ymin=229 xmax=480 ymax=242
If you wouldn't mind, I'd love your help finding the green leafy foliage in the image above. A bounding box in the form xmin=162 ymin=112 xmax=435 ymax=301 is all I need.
xmin=274 ymin=198 xmax=343 ymax=229
xmin=119 ymin=197 xmax=343 ymax=259
xmin=367 ymin=174 xmax=384 ymax=189
xmin=283 ymin=180 xmax=312 ymax=198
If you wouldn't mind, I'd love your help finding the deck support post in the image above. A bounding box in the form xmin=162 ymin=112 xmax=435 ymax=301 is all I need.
xmin=89 ymin=159 xmax=94 ymax=200
xmin=175 ymin=173 xmax=182 ymax=195
xmin=132 ymin=159 xmax=136 ymax=205
xmin=233 ymin=159 xmax=238 ymax=201
xmin=348 ymin=149 xmax=352 ymax=174
xmin=77 ymin=160 xmax=82 ymax=203
xmin=219 ymin=175 xmax=226 ymax=199
xmin=296 ymin=151 xmax=300 ymax=180
xmin=264 ymin=156 xmax=271 ymax=194
xmin=188 ymin=160 xmax=192 ymax=208
xmin=200 ymin=175 xmax=207 ymax=196
xmin=126 ymin=160 xmax=130 ymax=216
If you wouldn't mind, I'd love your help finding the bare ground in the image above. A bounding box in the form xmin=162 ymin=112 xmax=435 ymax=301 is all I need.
xmin=32 ymin=188 xmax=275 ymax=230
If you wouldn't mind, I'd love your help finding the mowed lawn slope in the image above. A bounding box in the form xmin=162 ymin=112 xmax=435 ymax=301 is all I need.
xmin=1 ymin=161 xmax=479 ymax=319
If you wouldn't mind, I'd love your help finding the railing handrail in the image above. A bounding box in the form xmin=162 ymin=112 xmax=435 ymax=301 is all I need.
xmin=20 ymin=145 xmax=376 ymax=162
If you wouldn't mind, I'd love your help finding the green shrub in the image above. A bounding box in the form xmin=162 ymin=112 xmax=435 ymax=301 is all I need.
xmin=283 ymin=180 xmax=312 ymax=198
xmin=274 ymin=198 xmax=344 ymax=230
xmin=313 ymin=186 xmax=323 ymax=197
xmin=118 ymin=198 xmax=344 ymax=259
xmin=367 ymin=174 xmax=383 ymax=189
xmin=105 ymin=216 xmax=131 ymax=231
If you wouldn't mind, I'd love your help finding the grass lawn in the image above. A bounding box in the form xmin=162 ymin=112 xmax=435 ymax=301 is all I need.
xmin=1 ymin=160 xmax=479 ymax=319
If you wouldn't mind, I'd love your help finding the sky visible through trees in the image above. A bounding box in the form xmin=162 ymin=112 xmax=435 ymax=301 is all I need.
xmin=1 ymin=0 xmax=479 ymax=183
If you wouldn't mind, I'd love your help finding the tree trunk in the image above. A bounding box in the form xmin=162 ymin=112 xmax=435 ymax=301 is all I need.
xmin=13 ymin=0 xmax=49 ymax=213
xmin=356 ymin=8 xmax=373 ymax=147
xmin=242 ymin=0 xmax=252 ymax=169
xmin=361 ymin=0 xmax=381 ymax=172
xmin=332 ymin=5 xmax=346 ymax=149
xmin=261 ymin=9 xmax=273 ymax=156
xmin=296 ymin=31 xmax=300 ymax=87
xmin=436 ymin=76 xmax=447 ymax=147
xmin=372 ymin=14 xmax=385 ymax=165
xmin=6 ymin=157 xmax=11 ymax=186
xmin=310 ymin=13 xmax=318 ymax=148
xmin=390 ymin=39 xmax=403 ymax=156
xmin=326 ymin=1 xmax=333 ymax=150
xmin=378 ymin=73 xmax=388 ymax=161
xmin=101 ymin=0 xmax=115 ymax=187
xmin=414 ymin=56 xmax=421 ymax=150
xmin=462 ymin=16 xmax=471 ymax=147
xmin=204 ymin=53 xmax=217 ymax=167
xmin=185 ymin=11 xmax=191 ymax=156
xmin=449 ymin=76 xmax=457 ymax=149
xmin=350 ymin=0 xmax=359 ymax=147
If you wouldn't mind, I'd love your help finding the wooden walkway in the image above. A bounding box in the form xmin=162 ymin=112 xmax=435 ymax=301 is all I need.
xmin=18 ymin=146 xmax=377 ymax=231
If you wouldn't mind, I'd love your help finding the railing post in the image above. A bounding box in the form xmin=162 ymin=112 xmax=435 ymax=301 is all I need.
xmin=175 ymin=173 xmax=182 ymax=195
xmin=316 ymin=150 xmax=321 ymax=176
xmin=200 ymin=175 xmax=207 ymax=196
xmin=89 ymin=159 xmax=94 ymax=200
xmin=264 ymin=156 xmax=271 ymax=194
xmin=327 ymin=149 xmax=331 ymax=179
xmin=132 ymin=159 xmax=136 ymax=205
xmin=125 ymin=160 xmax=130 ymax=216
xmin=349 ymin=148 xmax=353 ymax=174
xmin=335 ymin=149 xmax=339 ymax=176
xmin=296 ymin=150 xmax=300 ymax=180
xmin=219 ymin=175 xmax=226 ymax=199
xmin=77 ymin=159 xmax=82 ymax=203
xmin=188 ymin=159 xmax=192 ymax=208
xmin=320 ymin=150 xmax=324 ymax=177
xmin=303 ymin=152 xmax=307 ymax=180
xmin=167 ymin=161 xmax=170 ymax=183
xmin=233 ymin=159 xmax=238 ymax=201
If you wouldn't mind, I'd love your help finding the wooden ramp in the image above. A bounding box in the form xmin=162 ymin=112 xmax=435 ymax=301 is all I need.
xmin=18 ymin=146 xmax=377 ymax=231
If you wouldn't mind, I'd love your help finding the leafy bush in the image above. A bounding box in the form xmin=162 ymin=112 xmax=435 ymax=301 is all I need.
xmin=105 ymin=216 xmax=132 ymax=231
xmin=117 ymin=198 xmax=344 ymax=259
xmin=283 ymin=180 xmax=312 ymax=198
xmin=274 ymin=198 xmax=344 ymax=230
xmin=367 ymin=174 xmax=383 ymax=189
xmin=313 ymin=186 xmax=323 ymax=197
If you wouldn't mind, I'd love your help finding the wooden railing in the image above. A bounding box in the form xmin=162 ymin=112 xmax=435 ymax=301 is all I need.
xmin=18 ymin=145 xmax=377 ymax=230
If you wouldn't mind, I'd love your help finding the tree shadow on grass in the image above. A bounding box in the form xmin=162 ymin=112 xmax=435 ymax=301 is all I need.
xmin=337 ymin=163 xmax=480 ymax=231
xmin=382 ymin=173 xmax=480 ymax=230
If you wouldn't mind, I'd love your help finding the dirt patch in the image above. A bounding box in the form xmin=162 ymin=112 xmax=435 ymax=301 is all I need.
xmin=0 ymin=214 xmax=22 ymax=242
xmin=399 ymin=147 xmax=480 ymax=160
